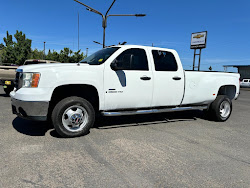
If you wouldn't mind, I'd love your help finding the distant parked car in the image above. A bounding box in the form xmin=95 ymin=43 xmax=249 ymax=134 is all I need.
xmin=240 ymin=79 xmax=250 ymax=88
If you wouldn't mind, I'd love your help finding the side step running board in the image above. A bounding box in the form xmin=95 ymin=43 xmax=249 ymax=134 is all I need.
xmin=101 ymin=106 xmax=208 ymax=116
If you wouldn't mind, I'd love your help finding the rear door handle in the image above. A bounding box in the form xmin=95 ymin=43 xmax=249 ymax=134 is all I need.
xmin=172 ymin=76 xmax=181 ymax=80
xmin=140 ymin=76 xmax=151 ymax=81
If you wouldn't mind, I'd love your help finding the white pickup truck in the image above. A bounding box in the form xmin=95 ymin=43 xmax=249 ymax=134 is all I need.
xmin=10 ymin=45 xmax=240 ymax=137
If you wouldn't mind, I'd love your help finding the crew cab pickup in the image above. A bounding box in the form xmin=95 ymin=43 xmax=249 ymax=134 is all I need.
xmin=10 ymin=45 xmax=240 ymax=137
xmin=0 ymin=59 xmax=60 ymax=95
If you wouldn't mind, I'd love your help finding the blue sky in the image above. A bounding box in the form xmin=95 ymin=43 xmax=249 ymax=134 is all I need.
xmin=0 ymin=0 xmax=250 ymax=71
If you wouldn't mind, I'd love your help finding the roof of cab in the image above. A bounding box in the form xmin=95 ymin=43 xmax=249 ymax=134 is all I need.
xmin=112 ymin=44 xmax=176 ymax=53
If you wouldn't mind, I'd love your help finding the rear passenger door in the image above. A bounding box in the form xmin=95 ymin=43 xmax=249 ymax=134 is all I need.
xmin=151 ymin=50 xmax=185 ymax=107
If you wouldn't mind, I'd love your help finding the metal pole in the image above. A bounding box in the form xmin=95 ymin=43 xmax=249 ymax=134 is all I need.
xmin=86 ymin=48 xmax=88 ymax=56
xmin=198 ymin=49 xmax=202 ymax=71
xmin=193 ymin=49 xmax=196 ymax=70
xmin=105 ymin=0 xmax=116 ymax=17
xmin=78 ymin=12 xmax=79 ymax=51
xmin=102 ymin=0 xmax=115 ymax=48
xmin=44 ymin=42 xmax=46 ymax=60
xmin=74 ymin=0 xmax=145 ymax=49
xmin=103 ymin=26 xmax=106 ymax=48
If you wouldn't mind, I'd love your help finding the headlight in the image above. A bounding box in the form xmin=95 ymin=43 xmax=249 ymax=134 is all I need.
xmin=22 ymin=73 xmax=40 ymax=88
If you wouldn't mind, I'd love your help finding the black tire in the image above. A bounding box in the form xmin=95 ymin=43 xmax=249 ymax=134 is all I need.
xmin=209 ymin=95 xmax=232 ymax=122
xmin=4 ymin=88 xmax=12 ymax=96
xmin=51 ymin=96 xmax=95 ymax=138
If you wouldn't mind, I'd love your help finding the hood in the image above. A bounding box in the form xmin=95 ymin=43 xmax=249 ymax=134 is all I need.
xmin=18 ymin=63 xmax=89 ymax=72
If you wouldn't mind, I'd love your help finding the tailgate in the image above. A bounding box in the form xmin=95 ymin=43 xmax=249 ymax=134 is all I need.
xmin=0 ymin=66 xmax=18 ymax=81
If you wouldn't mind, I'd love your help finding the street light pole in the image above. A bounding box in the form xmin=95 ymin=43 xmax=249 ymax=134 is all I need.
xmin=86 ymin=48 xmax=88 ymax=56
xmin=43 ymin=42 xmax=46 ymax=60
xmin=102 ymin=0 xmax=116 ymax=48
xmin=74 ymin=0 xmax=146 ymax=48
xmin=78 ymin=12 xmax=80 ymax=51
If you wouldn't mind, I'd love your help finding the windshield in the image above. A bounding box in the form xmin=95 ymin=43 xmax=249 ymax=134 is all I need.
xmin=79 ymin=47 xmax=119 ymax=65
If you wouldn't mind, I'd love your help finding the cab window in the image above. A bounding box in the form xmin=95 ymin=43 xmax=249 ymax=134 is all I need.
xmin=152 ymin=50 xmax=178 ymax=71
xmin=114 ymin=48 xmax=149 ymax=71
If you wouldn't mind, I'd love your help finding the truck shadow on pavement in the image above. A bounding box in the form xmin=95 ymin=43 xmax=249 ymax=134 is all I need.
xmin=12 ymin=117 xmax=53 ymax=137
xmin=94 ymin=110 xmax=206 ymax=130
xmin=0 ymin=93 xmax=10 ymax=97
xmin=12 ymin=110 xmax=207 ymax=137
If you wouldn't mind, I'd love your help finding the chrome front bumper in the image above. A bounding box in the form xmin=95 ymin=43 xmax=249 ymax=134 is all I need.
xmin=11 ymin=98 xmax=49 ymax=121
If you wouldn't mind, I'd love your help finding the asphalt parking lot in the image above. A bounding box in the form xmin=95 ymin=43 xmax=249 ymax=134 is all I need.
xmin=0 ymin=86 xmax=250 ymax=188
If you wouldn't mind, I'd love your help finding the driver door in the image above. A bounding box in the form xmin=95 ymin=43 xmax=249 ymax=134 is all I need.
xmin=103 ymin=48 xmax=153 ymax=110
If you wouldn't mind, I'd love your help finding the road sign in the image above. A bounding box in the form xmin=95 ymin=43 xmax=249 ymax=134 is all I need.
xmin=190 ymin=31 xmax=207 ymax=49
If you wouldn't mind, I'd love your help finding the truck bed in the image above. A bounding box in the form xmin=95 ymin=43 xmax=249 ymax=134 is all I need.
xmin=182 ymin=71 xmax=240 ymax=105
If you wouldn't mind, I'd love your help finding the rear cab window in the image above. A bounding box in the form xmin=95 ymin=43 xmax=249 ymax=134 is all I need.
xmin=152 ymin=50 xmax=178 ymax=71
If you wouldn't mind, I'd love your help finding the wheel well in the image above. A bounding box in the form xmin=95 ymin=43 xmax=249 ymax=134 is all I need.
xmin=217 ymin=85 xmax=236 ymax=100
xmin=48 ymin=84 xmax=99 ymax=118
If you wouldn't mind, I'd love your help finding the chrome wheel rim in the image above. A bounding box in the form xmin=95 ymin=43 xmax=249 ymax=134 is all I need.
xmin=219 ymin=101 xmax=231 ymax=119
xmin=62 ymin=105 xmax=88 ymax=132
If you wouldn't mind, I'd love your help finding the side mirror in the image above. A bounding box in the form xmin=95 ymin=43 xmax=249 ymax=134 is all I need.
xmin=110 ymin=54 xmax=134 ymax=71
xmin=110 ymin=61 xmax=124 ymax=71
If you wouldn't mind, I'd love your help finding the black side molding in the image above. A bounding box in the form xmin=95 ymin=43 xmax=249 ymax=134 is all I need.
xmin=140 ymin=76 xmax=151 ymax=81
xmin=172 ymin=76 xmax=181 ymax=80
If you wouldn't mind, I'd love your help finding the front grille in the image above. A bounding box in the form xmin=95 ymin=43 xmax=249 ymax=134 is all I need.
xmin=14 ymin=72 xmax=19 ymax=89
xmin=14 ymin=69 xmax=23 ymax=90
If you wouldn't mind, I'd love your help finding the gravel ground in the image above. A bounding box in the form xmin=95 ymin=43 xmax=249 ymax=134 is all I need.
xmin=0 ymin=86 xmax=250 ymax=188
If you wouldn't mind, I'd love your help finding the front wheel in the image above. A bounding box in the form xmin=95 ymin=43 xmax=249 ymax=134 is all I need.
xmin=4 ymin=86 xmax=14 ymax=96
xmin=52 ymin=97 xmax=95 ymax=138
xmin=209 ymin=95 xmax=232 ymax=122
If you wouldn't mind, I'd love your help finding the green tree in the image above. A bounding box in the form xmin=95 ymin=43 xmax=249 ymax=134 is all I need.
xmin=29 ymin=48 xmax=44 ymax=59
xmin=46 ymin=49 xmax=53 ymax=60
xmin=70 ymin=50 xmax=86 ymax=63
xmin=58 ymin=48 xmax=72 ymax=63
xmin=45 ymin=48 xmax=85 ymax=63
xmin=1 ymin=30 xmax=32 ymax=65
xmin=51 ymin=50 xmax=60 ymax=62
xmin=0 ymin=30 xmax=88 ymax=64
xmin=46 ymin=49 xmax=60 ymax=61
xmin=14 ymin=31 xmax=32 ymax=65
xmin=0 ymin=43 xmax=4 ymax=65
xmin=1 ymin=31 xmax=16 ymax=64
